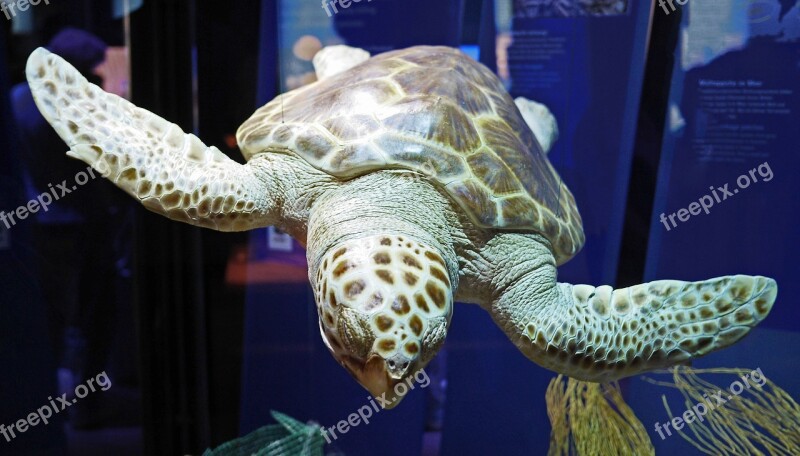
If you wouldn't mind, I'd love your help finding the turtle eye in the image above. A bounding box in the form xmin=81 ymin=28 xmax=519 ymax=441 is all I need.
xmin=336 ymin=307 xmax=375 ymax=359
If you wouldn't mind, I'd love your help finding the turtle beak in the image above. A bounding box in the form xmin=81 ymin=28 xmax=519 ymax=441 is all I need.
xmin=342 ymin=355 xmax=416 ymax=409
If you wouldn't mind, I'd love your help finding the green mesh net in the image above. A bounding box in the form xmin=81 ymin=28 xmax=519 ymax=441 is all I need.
xmin=203 ymin=411 xmax=326 ymax=456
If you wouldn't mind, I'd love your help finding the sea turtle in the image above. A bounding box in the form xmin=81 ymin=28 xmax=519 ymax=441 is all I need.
xmin=25 ymin=45 xmax=777 ymax=407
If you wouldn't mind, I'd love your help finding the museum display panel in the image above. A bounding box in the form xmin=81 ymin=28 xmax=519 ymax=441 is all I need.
xmin=0 ymin=1 xmax=798 ymax=456
xmin=630 ymin=3 xmax=800 ymax=453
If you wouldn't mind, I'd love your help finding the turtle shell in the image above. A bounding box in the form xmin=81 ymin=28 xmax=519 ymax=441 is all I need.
xmin=237 ymin=46 xmax=584 ymax=263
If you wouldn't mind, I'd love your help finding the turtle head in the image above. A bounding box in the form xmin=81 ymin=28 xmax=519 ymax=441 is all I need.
xmin=314 ymin=235 xmax=452 ymax=408
xmin=339 ymin=352 xmax=434 ymax=410
xmin=320 ymin=307 xmax=446 ymax=409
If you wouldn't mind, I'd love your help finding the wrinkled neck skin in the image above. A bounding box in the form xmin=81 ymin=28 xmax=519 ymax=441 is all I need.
xmin=246 ymin=151 xmax=336 ymax=243
xmin=250 ymin=150 xmax=547 ymax=306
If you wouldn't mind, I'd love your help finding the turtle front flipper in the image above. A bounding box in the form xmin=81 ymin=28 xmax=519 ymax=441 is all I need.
xmin=25 ymin=47 xmax=276 ymax=231
xmin=482 ymin=234 xmax=777 ymax=382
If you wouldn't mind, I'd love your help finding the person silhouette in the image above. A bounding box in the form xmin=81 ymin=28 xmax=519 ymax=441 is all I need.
xmin=10 ymin=27 xmax=133 ymax=429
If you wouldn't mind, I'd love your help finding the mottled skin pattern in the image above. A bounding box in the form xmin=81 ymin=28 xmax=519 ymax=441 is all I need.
xmin=314 ymin=235 xmax=451 ymax=401
xmin=25 ymin=46 xmax=777 ymax=407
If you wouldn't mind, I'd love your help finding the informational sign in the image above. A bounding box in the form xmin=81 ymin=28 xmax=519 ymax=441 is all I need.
xmin=501 ymin=0 xmax=651 ymax=285
xmin=625 ymin=6 xmax=800 ymax=454
xmin=266 ymin=226 xmax=293 ymax=252
xmin=645 ymin=0 xmax=800 ymax=331
xmin=276 ymin=0 xmax=462 ymax=91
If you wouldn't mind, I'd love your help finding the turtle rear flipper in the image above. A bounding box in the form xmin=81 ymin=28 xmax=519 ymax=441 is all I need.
xmin=514 ymin=97 xmax=559 ymax=154
xmin=26 ymin=47 xmax=275 ymax=231
xmin=312 ymin=45 xmax=370 ymax=80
